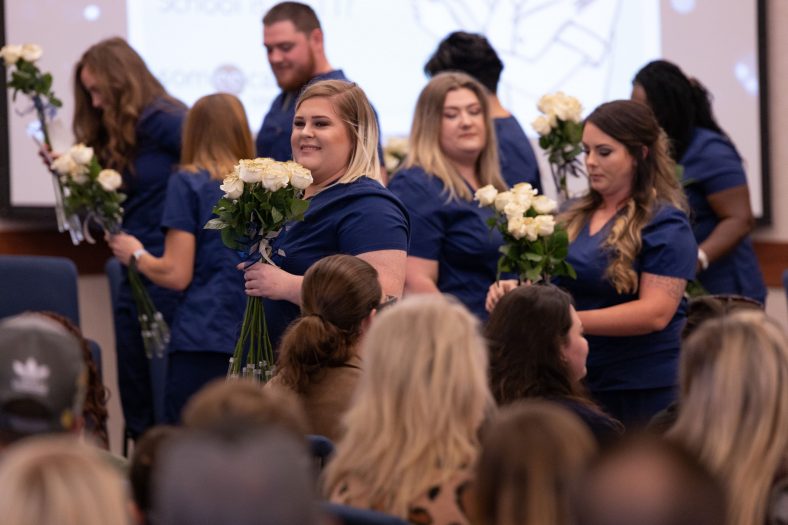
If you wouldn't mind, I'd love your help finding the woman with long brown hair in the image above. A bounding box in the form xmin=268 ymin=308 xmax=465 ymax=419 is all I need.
xmin=265 ymin=254 xmax=381 ymax=442
xmin=109 ymin=93 xmax=252 ymax=422
xmin=67 ymin=37 xmax=187 ymax=439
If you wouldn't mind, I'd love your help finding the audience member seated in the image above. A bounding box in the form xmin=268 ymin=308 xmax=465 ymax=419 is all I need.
xmin=129 ymin=425 xmax=181 ymax=525
xmin=324 ymin=294 xmax=494 ymax=525
xmin=667 ymin=311 xmax=788 ymax=525
xmin=0 ymin=314 xmax=87 ymax=448
xmin=181 ymin=378 xmax=308 ymax=441
xmin=574 ymin=435 xmax=726 ymax=525
xmin=474 ymin=400 xmax=597 ymax=525
xmin=648 ymin=294 xmax=763 ymax=434
xmin=265 ymin=254 xmax=381 ymax=442
xmin=152 ymin=427 xmax=319 ymax=525
xmin=424 ymin=31 xmax=542 ymax=190
xmin=485 ymin=285 xmax=622 ymax=444
xmin=388 ymin=72 xmax=508 ymax=320
xmin=0 ymin=435 xmax=129 ymax=525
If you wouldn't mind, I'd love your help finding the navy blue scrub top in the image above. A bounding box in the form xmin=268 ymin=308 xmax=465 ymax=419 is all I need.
xmin=122 ymin=98 xmax=185 ymax=256
xmin=494 ymin=116 xmax=542 ymax=193
xmin=681 ymin=127 xmax=766 ymax=304
xmin=161 ymin=170 xmax=246 ymax=354
xmin=554 ymin=204 xmax=697 ymax=392
xmin=263 ymin=176 xmax=410 ymax=347
xmin=388 ymin=165 xmax=502 ymax=320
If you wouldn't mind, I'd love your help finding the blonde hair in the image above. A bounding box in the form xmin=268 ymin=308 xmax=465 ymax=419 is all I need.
xmin=180 ymin=93 xmax=254 ymax=180
xmin=475 ymin=401 xmax=597 ymax=525
xmin=0 ymin=435 xmax=129 ymax=525
xmin=73 ymin=37 xmax=184 ymax=174
xmin=295 ymin=80 xmax=381 ymax=184
xmin=401 ymin=71 xmax=505 ymax=201
xmin=668 ymin=311 xmax=788 ymax=525
xmin=560 ymin=100 xmax=687 ymax=294
xmin=322 ymin=294 xmax=494 ymax=518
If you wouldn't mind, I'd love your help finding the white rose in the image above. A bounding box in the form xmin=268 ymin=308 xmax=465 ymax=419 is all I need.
xmin=0 ymin=45 xmax=22 ymax=66
xmin=68 ymin=143 xmax=94 ymax=166
xmin=512 ymin=191 xmax=533 ymax=212
xmin=261 ymin=161 xmax=291 ymax=191
xmin=522 ymin=217 xmax=540 ymax=241
xmin=537 ymin=93 xmax=557 ymax=116
xmin=533 ymin=214 xmax=556 ymax=237
xmin=69 ymin=165 xmax=89 ymax=185
xmin=532 ymin=195 xmax=557 ymax=215
xmin=220 ymin=174 xmax=244 ymax=200
xmin=384 ymin=152 xmax=400 ymax=173
xmin=51 ymin=153 xmax=78 ymax=177
xmin=503 ymin=201 xmax=526 ymax=221
xmin=238 ymin=158 xmax=271 ymax=183
xmin=284 ymin=161 xmax=313 ymax=190
xmin=531 ymin=115 xmax=553 ymax=136
xmin=97 ymin=169 xmax=122 ymax=192
xmin=494 ymin=191 xmax=514 ymax=212
xmin=507 ymin=216 xmax=527 ymax=240
xmin=20 ymin=44 xmax=43 ymax=63
xmin=385 ymin=137 xmax=409 ymax=157
xmin=474 ymin=184 xmax=498 ymax=207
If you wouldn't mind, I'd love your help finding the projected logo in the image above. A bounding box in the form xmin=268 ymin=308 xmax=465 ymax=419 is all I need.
xmin=212 ymin=64 xmax=246 ymax=95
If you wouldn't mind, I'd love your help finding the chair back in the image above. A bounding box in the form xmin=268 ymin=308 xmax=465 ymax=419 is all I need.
xmin=0 ymin=255 xmax=80 ymax=325
xmin=321 ymin=503 xmax=408 ymax=525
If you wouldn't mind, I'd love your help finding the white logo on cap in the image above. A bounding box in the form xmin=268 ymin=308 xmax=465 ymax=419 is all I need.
xmin=11 ymin=358 xmax=50 ymax=396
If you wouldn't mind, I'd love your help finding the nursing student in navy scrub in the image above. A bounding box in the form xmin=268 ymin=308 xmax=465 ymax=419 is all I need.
xmin=388 ymin=72 xmax=508 ymax=320
xmin=71 ymin=38 xmax=186 ymax=439
xmin=242 ymin=80 xmax=408 ymax=348
xmin=108 ymin=94 xmax=250 ymax=423
xmin=259 ymin=2 xmax=388 ymax=181
xmin=489 ymin=101 xmax=697 ymax=427
xmin=633 ymin=60 xmax=766 ymax=304
xmin=424 ymin=31 xmax=542 ymax=191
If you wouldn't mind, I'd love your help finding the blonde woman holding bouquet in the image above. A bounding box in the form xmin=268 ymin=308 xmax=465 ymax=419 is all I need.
xmin=66 ymin=37 xmax=187 ymax=439
xmin=241 ymin=80 xmax=408 ymax=348
xmin=489 ymin=100 xmax=696 ymax=428
xmin=388 ymin=72 xmax=508 ymax=320
xmin=109 ymin=93 xmax=251 ymax=422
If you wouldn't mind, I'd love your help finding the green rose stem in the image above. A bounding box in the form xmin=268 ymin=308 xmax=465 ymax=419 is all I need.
xmin=228 ymin=288 xmax=276 ymax=381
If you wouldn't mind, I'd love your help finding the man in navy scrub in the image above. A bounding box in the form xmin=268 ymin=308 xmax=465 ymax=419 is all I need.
xmin=425 ymin=31 xmax=543 ymax=192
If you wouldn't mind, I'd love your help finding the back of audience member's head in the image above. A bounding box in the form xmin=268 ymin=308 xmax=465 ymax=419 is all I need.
xmin=475 ymin=400 xmax=597 ymax=525
xmin=0 ymin=434 xmax=129 ymax=525
xmin=0 ymin=314 xmax=87 ymax=446
xmin=34 ymin=311 xmax=109 ymax=449
xmin=669 ymin=310 xmax=788 ymax=525
xmin=485 ymin=284 xmax=585 ymax=404
xmin=323 ymin=294 xmax=494 ymax=518
xmin=276 ymin=254 xmax=381 ymax=393
xmin=424 ymin=31 xmax=504 ymax=94
xmin=682 ymin=294 xmax=763 ymax=341
xmin=575 ymin=435 xmax=726 ymax=525
xmin=129 ymin=425 xmax=181 ymax=524
xmin=181 ymin=378 xmax=308 ymax=439
xmin=153 ymin=427 xmax=318 ymax=525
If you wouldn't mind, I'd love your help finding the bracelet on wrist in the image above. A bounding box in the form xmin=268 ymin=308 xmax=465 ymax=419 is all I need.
xmin=132 ymin=248 xmax=148 ymax=262
xmin=697 ymin=248 xmax=709 ymax=271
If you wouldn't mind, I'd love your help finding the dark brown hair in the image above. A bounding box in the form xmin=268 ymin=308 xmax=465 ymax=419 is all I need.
xmin=485 ymin=285 xmax=581 ymax=404
xmin=263 ymin=1 xmax=321 ymax=33
xmin=36 ymin=311 xmax=109 ymax=449
xmin=275 ymin=255 xmax=380 ymax=393
xmin=73 ymin=37 xmax=184 ymax=174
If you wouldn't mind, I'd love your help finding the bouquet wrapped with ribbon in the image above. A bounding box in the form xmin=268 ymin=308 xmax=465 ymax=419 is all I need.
xmin=205 ymin=158 xmax=312 ymax=382
xmin=51 ymin=143 xmax=170 ymax=358
xmin=475 ymin=182 xmax=576 ymax=284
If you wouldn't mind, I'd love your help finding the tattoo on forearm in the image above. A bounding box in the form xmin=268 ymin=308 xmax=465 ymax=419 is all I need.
xmin=642 ymin=274 xmax=686 ymax=300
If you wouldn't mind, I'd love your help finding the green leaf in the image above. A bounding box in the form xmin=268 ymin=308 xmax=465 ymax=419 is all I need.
xmin=204 ymin=218 xmax=227 ymax=230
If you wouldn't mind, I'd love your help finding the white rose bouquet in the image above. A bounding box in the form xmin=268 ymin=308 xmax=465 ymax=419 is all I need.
xmin=205 ymin=157 xmax=313 ymax=382
xmin=383 ymin=136 xmax=409 ymax=175
xmin=52 ymin=143 xmax=170 ymax=358
xmin=532 ymin=91 xmax=585 ymax=202
xmin=475 ymin=183 xmax=576 ymax=283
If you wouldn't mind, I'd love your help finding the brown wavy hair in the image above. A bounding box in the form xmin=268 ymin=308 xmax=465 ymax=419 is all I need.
xmin=275 ymin=255 xmax=381 ymax=394
xmin=560 ymin=100 xmax=687 ymax=294
xmin=73 ymin=37 xmax=185 ymax=174
xmin=180 ymin=93 xmax=254 ymax=180
xmin=35 ymin=312 xmax=109 ymax=449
